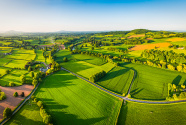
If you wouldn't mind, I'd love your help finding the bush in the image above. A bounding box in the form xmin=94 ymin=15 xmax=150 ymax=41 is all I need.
xmin=40 ymin=108 xmax=47 ymax=118
xmin=37 ymin=101 xmax=43 ymax=108
xmin=9 ymin=82 xmax=15 ymax=87
xmin=43 ymin=115 xmax=52 ymax=124
xmin=20 ymin=92 xmax=24 ymax=97
xmin=63 ymin=57 xmax=68 ymax=62
xmin=34 ymin=98 xmax=38 ymax=102
xmin=3 ymin=108 xmax=12 ymax=118
xmin=13 ymin=92 xmax=18 ymax=97
xmin=30 ymin=71 xmax=34 ymax=78
xmin=0 ymin=92 xmax=6 ymax=100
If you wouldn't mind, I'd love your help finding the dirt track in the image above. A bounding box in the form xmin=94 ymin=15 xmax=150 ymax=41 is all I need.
xmin=0 ymin=85 xmax=34 ymax=120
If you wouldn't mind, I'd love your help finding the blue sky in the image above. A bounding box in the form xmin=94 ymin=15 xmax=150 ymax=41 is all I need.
xmin=0 ymin=0 xmax=186 ymax=32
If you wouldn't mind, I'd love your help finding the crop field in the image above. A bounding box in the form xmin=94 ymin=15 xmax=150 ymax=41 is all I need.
xmin=61 ymin=61 xmax=115 ymax=79
xmin=0 ymin=67 xmax=10 ymax=76
xmin=34 ymin=70 xmax=122 ymax=125
xmin=130 ymin=42 xmax=171 ymax=51
xmin=35 ymin=50 xmax=45 ymax=62
xmin=4 ymin=60 xmax=28 ymax=69
xmin=166 ymin=37 xmax=186 ymax=42
xmin=0 ymin=69 xmax=28 ymax=86
xmin=5 ymin=101 xmax=44 ymax=125
xmin=117 ymin=101 xmax=186 ymax=125
xmin=124 ymin=63 xmax=186 ymax=100
xmin=5 ymin=49 xmax=36 ymax=61
xmin=97 ymin=65 xmax=134 ymax=95
xmin=0 ymin=58 xmax=12 ymax=66
xmin=128 ymin=34 xmax=145 ymax=38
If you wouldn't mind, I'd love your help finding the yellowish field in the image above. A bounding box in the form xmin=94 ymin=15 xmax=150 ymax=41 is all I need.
xmin=166 ymin=37 xmax=186 ymax=42
xmin=128 ymin=34 xmax=145 ymax=38
xmin=130 ymin=42 xmax=171 ymax=51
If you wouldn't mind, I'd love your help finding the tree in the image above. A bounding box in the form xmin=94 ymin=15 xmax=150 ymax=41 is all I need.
xmin=35 ymin=73 xmax=40 ymax=80
xmin=3 ymin=108 xmax=12 ymax=118
xmin=43 ymin=115 xmax=52 ymax=124
xmin=20 ymin=75 xmax=26 ymax=84
xmin=37 ymin=101 xmax=43 ymax=108
xmin=13 ymin=92 xmax=18 ymax=97
xmin=9 ymin=82 xmax=14 ymax=87
xmin=30 ymin=71 xmax=34 ymax=78
xmin=63 ymin=57 xmax=68 ymax=62
xmin=5 ymin=70 xmax=10 ymax=74
xmin=20 ymin=92 xmax=24 ymax=97
xmin=32 ymin=79 xmax=38 ymax=87
xmin=28 ymin=66 xmax=31 ymax=72
xmin=91 ymin=47 xmax=94 ymax=51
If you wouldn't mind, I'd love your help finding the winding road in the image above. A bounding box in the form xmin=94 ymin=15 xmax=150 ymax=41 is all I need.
xmin=61 ymin=67 xmax=186 ymax=104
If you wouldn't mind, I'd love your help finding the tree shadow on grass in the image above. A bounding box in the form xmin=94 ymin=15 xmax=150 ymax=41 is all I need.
xmin=36 ymin=98 xmax=107 ymax=125
xmin=117 ymin=101 xmax=128 ymax=125
xmin=172 ymin=75 xmax=182 ymax=85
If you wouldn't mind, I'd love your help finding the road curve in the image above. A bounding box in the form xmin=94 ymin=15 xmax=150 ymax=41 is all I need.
xmin=61 ymin=67 xmax=186 ymax=104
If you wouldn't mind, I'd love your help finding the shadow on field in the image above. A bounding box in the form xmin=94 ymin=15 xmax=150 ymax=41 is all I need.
xmin=172 ymin=75 xmax=182 ymax=85
xmin=37 ymin=98 xmax=106 ymax=125
xmin=130 ymin=88 xmax=143 ymax=96
xmin=117 ymin=101 xmax=128 ymax=125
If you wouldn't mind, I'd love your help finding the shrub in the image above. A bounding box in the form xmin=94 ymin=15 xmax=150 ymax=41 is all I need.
xmin=9 ymin=82 xmax=15 ymax=87
xmin=37 ymin=101 xmax=43 ymax=108
xmin=30 ymin=71 xmax=34 ymax=78
xmin=43 ymin=115 xmax=52 ymax=124
xmin=0 ymin=92 xmax=6 ymax=100
xmin=20 ymin=92 xmax=24 ymax=97
xmin=32 ymin=79 xmax=38 ymax=87
xmin=63 ymin=57 xmax=68 ymax=62
xmin=13 ymin=92 xmax=18 ymax=97
xmin=3 ymin=108 xmax=12 ymax=118
xmin=40 ymin=108 xmax=47 ymax=118
xmin=34 ymin=98 xmax=38 ymax=102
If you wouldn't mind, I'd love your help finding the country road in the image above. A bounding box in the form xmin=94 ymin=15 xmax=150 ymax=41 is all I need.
xmin=61 ymin=67 xmax=186 ymax=104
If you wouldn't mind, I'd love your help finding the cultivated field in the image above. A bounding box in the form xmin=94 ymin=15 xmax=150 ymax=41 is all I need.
xmin=61 ymin=61 xmax=115 ymax=79
xmin=128 ymin=34 xmax=145 ymax=38
xmin=117 ymin=101 xmax=186 ymax=125
xmin=166 ymin=37 xmax=186 ymax=42
xmin=34 ymin=70 xmax=122 ymax=125
xmin=130 ymin=42 xmax=171 ymax=51
xmin=125 ymin=63 xmax=186 ymax=100
xmin=0 ymin=85 xmax=34 ymax=120
xmin=97 ymin=65 xmax=134 ymax=95
xmin=5 ymin=101 xmax=44 ymax=125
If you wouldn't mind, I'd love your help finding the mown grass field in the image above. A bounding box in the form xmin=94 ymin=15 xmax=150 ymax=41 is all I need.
xmin=55 ymin=50 xmax=106 ymax=65
xmin=97 ymin=65 xmax=134 ymax=95
xmin=34 ymin=70 xmax=122 ymax=125
xmin=61 ymin=61 xmax=115 ymax=79
xmin=0 ymin=69 xmax=28 ymax=86
xmin=124 ymin=63 xmax=186 ymax=100
xmin=5 ymin=101 xmax=44 ymax=125
xmin=117 ymin=101 xmax=186 ymax=125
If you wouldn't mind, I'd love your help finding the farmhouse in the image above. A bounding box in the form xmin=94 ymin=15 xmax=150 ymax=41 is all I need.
xmin=4 ymin=52 xmax=12 ymax=55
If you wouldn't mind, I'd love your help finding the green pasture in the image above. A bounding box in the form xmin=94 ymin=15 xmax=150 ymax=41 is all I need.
xmin=0 ymin=58 xmax=12 ymax=66
xmin=4 ymin=59 xmax=28 ymax=69
xmin=61 ymin=61 xmax=115 ymax=79
xmin=117 ymin=101 xmax=186 ymax=125
xmin=0 ymin=69 xmax=28 ymax=86
xmin=124 ymin=63 xmax=186 ymax=100
xmin=5 ymin=101 xmax=44 ymax=125
xmin=34 ymin=70 xmax=122 ymax=125
xmin=55 ymin=50 xmax=107 ymax=65
xmin=97 ymin=65 xmax=134 ymax=95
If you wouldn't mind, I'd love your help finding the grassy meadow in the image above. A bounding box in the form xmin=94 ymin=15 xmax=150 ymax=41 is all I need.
xmin=5 ymin=101 xmax=44 ymax=125
xmin=124 ymin=63 xmax=186 ymax=100
xmin=117 ymin=101 xmax=186 ymax=125
xmin=34 ymin=70 xmax=122 ymax=125
xmin=97 ymin=65 xmax=134 ymax=95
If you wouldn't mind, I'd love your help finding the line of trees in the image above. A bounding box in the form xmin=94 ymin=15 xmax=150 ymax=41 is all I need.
xmin=89 ymin=70 xmax=106 ymax=83
xmin=32 ymin=96 xmax=52 ymax=124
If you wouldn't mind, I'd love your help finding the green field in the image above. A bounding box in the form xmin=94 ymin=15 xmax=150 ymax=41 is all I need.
xmin=117 ymin=101 xmax=186 ymax=125
xmin=0 ymin=69 xmax=28 ymax=86
xmin=61 ymin=61 xmax=115 ymax=79
xmin=124 ymin=63 xmax=186 ymax=100
xmin=5 ymin=101 xmax=44 ymax=125
xmin=4 ymin=60 xmax=28 ymax=69
xmin=34 ymin=70 xmax=122 ymax=125
xmin=55 ymin=50 xmax=106 ymax=65
xmin=97 ymin=65 xmax=134 ymax=95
